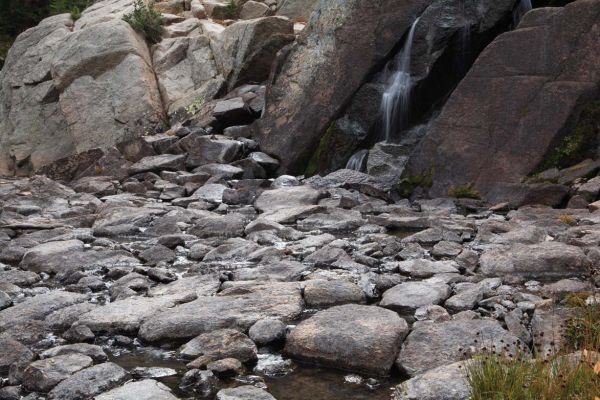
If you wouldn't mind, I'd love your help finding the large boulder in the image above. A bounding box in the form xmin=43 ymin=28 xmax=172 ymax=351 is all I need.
xmin=253 ymin=0 xmax=431 ymax=173
xmin=213 ymin=16 xmax=295 ymax=91
xmin=406 ymin=0 xmax=600 ymax=199
xmin=0 ymin=16 xmax=164 ymax=175
xmin=284 ymin=304 xmax=409 ymax=376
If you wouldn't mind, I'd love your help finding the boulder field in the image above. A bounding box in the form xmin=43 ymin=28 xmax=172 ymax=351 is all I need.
xmin=0 ymin=0 xmax=599 ymax=399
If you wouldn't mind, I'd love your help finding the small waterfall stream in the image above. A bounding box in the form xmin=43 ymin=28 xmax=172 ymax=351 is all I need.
xmin=381 ymin=17 xmax=420 ymax=143
xmin=346 ymin=149 xmax=369 ymax=171
xmin=513 ymin=0 xmax=533 ymax=26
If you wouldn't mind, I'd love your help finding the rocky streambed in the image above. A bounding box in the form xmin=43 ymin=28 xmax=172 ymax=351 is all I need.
xmin=0 ymin=132 xmax=599 ymax=399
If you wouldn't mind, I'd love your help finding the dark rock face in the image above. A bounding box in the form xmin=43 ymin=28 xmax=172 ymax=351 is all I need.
xmin=406 ymin=0 xmax=600 ymax=199
xmin=308 ymin=0 xmax=520 ymax=175
xmin=253 ymin=0 xmax=432 ymax=174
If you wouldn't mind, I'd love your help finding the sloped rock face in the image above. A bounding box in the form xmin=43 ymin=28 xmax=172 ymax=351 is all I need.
xmin=406 ymin=0 xmax=600 ymax=199
xmin=253 ymin=0 xmax=432 ymax=174
xmin=0 ymin=14 xmax=164 ymax=176
xmin=214 ymin=16 xmax=295 ymax=92
xmin=152 ymin=35 xmax=224 ymax=116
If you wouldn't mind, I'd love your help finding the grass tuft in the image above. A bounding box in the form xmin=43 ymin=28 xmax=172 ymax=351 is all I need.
xmin=468 ymin=301 xmax=600 ymax=400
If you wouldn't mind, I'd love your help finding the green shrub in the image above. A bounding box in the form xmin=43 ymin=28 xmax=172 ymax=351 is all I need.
xmin=123 ymin=0 xmax=163 ymax=43
xmin=448 ymin=183 xmax=480 ymax=199
xmin=49 ymin=0 xmax=92 ymax=19
xmin=224 ymin=0 xmax=239 ymax=19
xmin=541 ymin=100 xmax=600 ymax=170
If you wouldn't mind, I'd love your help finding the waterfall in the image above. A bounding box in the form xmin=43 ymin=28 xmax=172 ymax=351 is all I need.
xmin=346 ymin=150 xmax=369 ymax=172
xmin=513 ymin=0 xmax=533 ymax=26
xmin=381 ymin=17 xmax=420 ymax=143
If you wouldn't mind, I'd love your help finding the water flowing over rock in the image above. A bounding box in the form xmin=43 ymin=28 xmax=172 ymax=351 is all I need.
xmin=381 ymin=17 xmax=420 ymax=143
xmin=253 ymin=0 xmax=432 ymax=174
xmin=406 ymin=0 xmax=600 ymax=200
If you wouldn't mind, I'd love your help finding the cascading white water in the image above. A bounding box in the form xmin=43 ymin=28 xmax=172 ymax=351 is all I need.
xmin=513 ymin=0 xmax=533 ymax=26
xmin=346 ymin=149 xmax=369 ymax=172
xmin=381 ymin=17 xmax=420 ymax=143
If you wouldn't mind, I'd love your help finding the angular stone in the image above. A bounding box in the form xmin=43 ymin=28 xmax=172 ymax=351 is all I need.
xmin=284 ymin=304 xmax=408 ymax=376
xmin=48 ymin=363 xmax=129 ymax=400
xmin=380 ymin=282 xmax=451 ymax=317
xmin=180 ymin=329 xmax=257 ymax=363
xmin=22 ymin=354 xmax=93 ymax=392
xmin=129 ymin=155 xmax=187 ymax=174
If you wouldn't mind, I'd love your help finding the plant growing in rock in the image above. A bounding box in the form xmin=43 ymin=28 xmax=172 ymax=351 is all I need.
xmin=225 ymin=0 xmax=239 ymax=19
xmin=123 ymin=0 xmax=163 ymax=44
xmin=49 ymin=0 xmax=92 ymax=20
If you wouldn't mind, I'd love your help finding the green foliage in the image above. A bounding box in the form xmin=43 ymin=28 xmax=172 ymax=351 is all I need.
xmin=123 ymin=0 xmax=163 ymax=43
xmin=448 ymin=183 xmax=480 ymax=199
xmin=394 ymin=168 xmax=434 ymax=198
xmin=49 ymin=0 xmax=92 ymax=19
xmin=542 ymin=100 xmax=600 ymax=170
xmin=224 ymin=0 xmax=239 ymax=19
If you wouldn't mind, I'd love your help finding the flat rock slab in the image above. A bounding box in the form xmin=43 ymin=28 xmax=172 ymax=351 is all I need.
xmin=216 ymin=385 xmax=276 ymax=400
xmin=480 ymin=241 xmax=590 ymax=281
xmin=284 ymin=304 xmax=409 ymax=376
xmin=140 ymin=283 xmax=303 ymax=343
xmin=48 ymin=362 xmax=129 ymax=400
xmin=40 ymin=343 xmax=107 ymax=362
xmin=129 ymin=154 xmax=186 ymax=174
xmin=393 ymin=361 xmax=470 ymax=400
xmin=77 ymin=296 xmax=181 ymax=335
xmin=96 ymin=379 xmax=179 ymax=400
xmin=0 ymin=291 xmax=87 ymax=331
xmin=397 ymin=319 xmax=521 ymax=376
